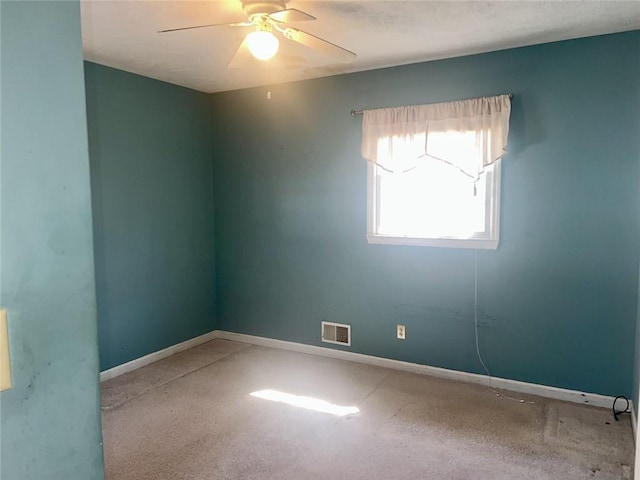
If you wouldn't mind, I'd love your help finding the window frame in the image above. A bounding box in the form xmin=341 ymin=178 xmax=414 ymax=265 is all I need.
xmin=366 ymin=159 xmax=502 ymax=250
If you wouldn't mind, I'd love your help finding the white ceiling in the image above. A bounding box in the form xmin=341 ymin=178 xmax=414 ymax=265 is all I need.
xmin=81 ymin=0 xmax=640 ymax=93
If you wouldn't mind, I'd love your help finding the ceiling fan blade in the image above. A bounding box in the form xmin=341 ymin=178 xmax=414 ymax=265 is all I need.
xmin=269 ymin=8 xmax=316 ymax=23
xmin=282 ymin=28 xmax=356 ymax=62
xmin=158 ymin=21 xmax=252 ymax=33
xmin=227 ymin=37 xmax=253 ymax=69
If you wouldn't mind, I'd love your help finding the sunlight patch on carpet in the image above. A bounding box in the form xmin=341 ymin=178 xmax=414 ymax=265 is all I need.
xmin=250 ymin=389 xmax=360 ymax=417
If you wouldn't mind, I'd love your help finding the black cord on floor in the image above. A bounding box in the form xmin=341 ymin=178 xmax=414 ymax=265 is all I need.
xmin=612 ymin=395 xmax=630 ymax=421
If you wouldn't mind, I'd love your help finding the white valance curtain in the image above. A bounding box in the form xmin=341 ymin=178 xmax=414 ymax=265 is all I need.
xmin=361 ymin=94 xmax=511 ymax=177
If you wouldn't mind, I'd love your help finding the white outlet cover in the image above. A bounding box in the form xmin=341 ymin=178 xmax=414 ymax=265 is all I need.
xmin=397 ymin=325 xmax=406 ymax=340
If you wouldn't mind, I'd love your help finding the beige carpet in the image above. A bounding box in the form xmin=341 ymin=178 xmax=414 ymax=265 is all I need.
xmin=101 ymin=339 xmax=634 ymax=479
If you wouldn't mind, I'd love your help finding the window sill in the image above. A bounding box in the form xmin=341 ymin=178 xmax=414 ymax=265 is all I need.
xmin=366 ymin=234 xmax=499 ymax=250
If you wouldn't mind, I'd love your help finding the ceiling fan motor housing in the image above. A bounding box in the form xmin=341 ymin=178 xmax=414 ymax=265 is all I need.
xmin=243 ymin=1 xmax=286 ymax=20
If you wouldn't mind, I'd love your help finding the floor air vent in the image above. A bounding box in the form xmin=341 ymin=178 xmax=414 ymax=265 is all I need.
xmin=321 ymin=321 xmax=351 ymax=346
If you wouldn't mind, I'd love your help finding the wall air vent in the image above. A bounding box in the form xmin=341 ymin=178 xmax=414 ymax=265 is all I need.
xmin=321 ymin=321 xmax=351 ymax=346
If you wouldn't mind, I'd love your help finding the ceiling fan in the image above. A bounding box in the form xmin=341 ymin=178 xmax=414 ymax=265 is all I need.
xmin=159 ymin=1 xmax=357 ymax=67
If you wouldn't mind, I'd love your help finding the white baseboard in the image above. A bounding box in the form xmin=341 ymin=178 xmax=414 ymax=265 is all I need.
xmin=212 ymin=330 xmax=618 ymax=410
xmin=100 ymin=331 xmax=219 ymax=382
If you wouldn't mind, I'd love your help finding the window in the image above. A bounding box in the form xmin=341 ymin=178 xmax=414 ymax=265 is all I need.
xmin=361 ymin=95 xmax=510 ymax=249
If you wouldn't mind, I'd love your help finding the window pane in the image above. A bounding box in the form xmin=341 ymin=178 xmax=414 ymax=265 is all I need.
xmin=375 ymin=131 xmax=489 ymax=240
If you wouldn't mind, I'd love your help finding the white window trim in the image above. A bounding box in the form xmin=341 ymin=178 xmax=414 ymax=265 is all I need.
xmin=366 ymin=160 xmax=502 ymax=250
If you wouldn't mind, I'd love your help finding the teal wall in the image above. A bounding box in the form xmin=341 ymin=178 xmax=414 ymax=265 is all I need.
xmin=0 ymin=2 xmax=104 ymax=479
xmin=211 ymin=31 xmax=640 ymax=397
xmin=84 ymin=63 xmax=216 ymax=371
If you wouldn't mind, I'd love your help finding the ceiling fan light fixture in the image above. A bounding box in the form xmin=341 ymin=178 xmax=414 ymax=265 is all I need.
xmin=246 ymin=30 xmax=279 ymax=61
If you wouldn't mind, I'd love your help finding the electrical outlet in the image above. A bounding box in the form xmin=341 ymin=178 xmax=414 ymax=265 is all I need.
xmin=397 ymin=324 xmax=406 ymax=340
